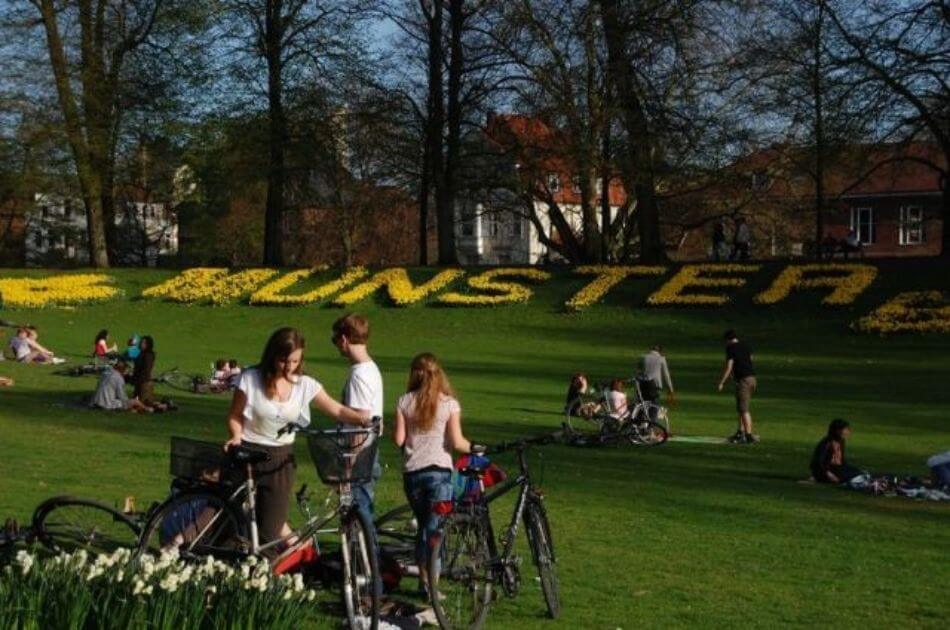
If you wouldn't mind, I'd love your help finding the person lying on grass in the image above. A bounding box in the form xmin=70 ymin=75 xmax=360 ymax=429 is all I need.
xmin=810 ymin=419 xmax=864 ymax=484
xmin=0 ymin=376 xmax=12 ymax=386
xmin=89 ymin=359 xmax=151 ymax=413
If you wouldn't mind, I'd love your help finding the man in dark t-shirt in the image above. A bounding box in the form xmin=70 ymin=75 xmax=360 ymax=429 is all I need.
xmin=717 ymin=330 xmax=758 ymax=443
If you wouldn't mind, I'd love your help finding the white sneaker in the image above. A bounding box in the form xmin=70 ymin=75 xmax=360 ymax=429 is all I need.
xmin=51 ymin=357 xmax=66 ymax=365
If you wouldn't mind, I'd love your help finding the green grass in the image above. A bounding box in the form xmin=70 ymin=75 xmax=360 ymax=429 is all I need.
xmin=1 ymin=261 xmax=948 ymax=629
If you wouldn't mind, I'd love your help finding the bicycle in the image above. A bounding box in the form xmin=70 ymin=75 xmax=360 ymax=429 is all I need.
xmin=565 ymin=378 xmax=668 ymax=447
xmin=136 ymin=420 xmax=382 ymax=630
xmin=153 ymin=367 xmax=229 ymax=394
xmin=428 ymin=435 xmax=560 ymax=629
xmin=28 ymin=496 xmax=141 ymax=554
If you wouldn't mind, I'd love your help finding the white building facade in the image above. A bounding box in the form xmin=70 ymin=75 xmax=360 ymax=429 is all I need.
xmin=26 ymin=194 xmax=178 ymax=266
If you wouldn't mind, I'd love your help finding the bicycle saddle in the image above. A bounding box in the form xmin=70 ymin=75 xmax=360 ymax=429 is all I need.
xmin=229 ymin=446 xmax=270 ymax=465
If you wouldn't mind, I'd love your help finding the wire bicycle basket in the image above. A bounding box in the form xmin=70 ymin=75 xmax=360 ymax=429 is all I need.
xmin=169 ymin=437 xmax=241 ymax=486
xmin=306 ymin=430 xmax=378 ymax=486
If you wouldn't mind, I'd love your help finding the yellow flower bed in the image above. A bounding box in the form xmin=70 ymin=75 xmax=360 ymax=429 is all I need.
xmin=852 ymin=291 xmax=950 ymax=334
xmin=0 ymin=274 xmax=120 ymax=309
xmin=437 ymin=268 xmax=551 ymax=306
xmin=566 ymin=265 xmax=667 ymax=311
xmin=332 ymin=268 xmax=464 ymax=307
xmin=647 ymin=264 xmax=760 ymax=306
xmin=141 ymin=268 xmax=278 ymax=305
xmin=755 ymin=264 xmax=877 ymax=306
xmin=250 ymin=266 xmax=370 ymax=306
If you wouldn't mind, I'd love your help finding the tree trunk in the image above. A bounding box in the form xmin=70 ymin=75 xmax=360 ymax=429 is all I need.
xmin=263 ymin=0 xmax=286 ymax=267
xmin=813 ymin=2 xmax=825 ymax=261
xmin=942 ymin=182 xmax=950 ymax=257
xmin=418 ymin=130 xmax=431 ymax=265
xmin=582 ymin=171 xmax=601 ymax=262
xmin=599 ymin=0 xmax=666 ymax=264
xmin=425 ymin=0 xmax=448 ymax=265
xmin=437 ymin=0 xmax=463 ymax=265
xmin=600 ymin=127 xmax=612 ymax=262
xmin=37 ymin=0 xmax=110 ymax=267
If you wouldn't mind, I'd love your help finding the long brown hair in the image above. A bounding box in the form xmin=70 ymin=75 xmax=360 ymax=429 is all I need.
xmin=259 ymin=327 xmax=305 ymax=398
xmin=406 ymin=353 xmax=455 ymax=432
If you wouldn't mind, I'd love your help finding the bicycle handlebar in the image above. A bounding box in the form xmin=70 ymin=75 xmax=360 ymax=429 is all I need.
xmin=484 ymin=432 xmax=560 ymax=455
xmin=277 ymin=416 xmax=381 ymax=438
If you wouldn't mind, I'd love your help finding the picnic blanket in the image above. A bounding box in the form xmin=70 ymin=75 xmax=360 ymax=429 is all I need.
xmin=847 ymin=474 xmax=950 ymax=502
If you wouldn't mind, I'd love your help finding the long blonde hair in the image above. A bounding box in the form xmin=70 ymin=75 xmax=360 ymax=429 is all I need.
xmin=406 ymin=353 xmax=455 ymax=433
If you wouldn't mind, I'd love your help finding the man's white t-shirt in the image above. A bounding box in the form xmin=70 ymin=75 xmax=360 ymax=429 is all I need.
xmin=343 ymin=361 xmax=384 ymax=432
xmin=238 ymin=368 xmax=322 ymax=447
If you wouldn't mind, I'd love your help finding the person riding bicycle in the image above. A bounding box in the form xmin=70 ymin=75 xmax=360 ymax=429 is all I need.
xmin=392 ymin=352 xmax=475 ymax=597
xmin=222 ymin=327 xmax=371 ymax=552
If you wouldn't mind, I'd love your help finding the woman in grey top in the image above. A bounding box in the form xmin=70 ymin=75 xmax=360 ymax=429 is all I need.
xmin=392 ymin=353 xmax=475 ymax=595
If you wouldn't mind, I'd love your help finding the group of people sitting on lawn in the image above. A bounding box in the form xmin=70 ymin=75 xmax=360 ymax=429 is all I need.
xmin=809 ymin=419 xmax=949 ymax=498
xmin=4 ymin=325 xmax=66 ymax=365
xmin=89 ymin=332 xmax=173 ymax=414
xmin=210 ymin=358 xmax=242 ymax=390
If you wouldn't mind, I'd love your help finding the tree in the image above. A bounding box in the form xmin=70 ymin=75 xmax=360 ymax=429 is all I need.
xmin=486 ymin=0 xmax=614 ymax=262
xmin=223 ymin=0 xmax=369 ymax=266
xmin=3 ymin=0 xmax=210 ymax=267
xmin=741 ymin=1 xmax=884 ymax=258
xmin=820 ymin=0 xmax=950 ymax=256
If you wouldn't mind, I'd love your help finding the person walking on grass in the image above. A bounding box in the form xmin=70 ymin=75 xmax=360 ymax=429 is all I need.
xmin=392 ymin=353 xmax=476 ymax=598
xmin=331 ymin=313 xmax=384 ymax=523
xmin=717 ymin=330 xmax=758 ymax=444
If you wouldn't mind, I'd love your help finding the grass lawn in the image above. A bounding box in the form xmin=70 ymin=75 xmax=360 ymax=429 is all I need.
xmin=1 ymin=261 xmax=948 ymax=629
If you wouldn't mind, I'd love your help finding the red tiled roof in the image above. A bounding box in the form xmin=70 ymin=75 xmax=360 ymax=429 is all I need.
xmin=484 ymin=114 xmax=628 ymax=207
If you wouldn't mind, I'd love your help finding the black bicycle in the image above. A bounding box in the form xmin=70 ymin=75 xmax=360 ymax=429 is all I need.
xmin=29 ymin=496 xmax=142 ymax=554
xmin=428 ymin=435 xmax=559 ymax=629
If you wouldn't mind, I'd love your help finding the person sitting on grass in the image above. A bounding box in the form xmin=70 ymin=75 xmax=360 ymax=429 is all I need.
xmin=810 ymin=419 xmax=864 ymax=484
xmin=8 ymin=327 xmax=60 ymax=364
xmin=227 ymin=359 xmax=242 ymax=388
xmin=89 ymin=359 xmax=150 ymax=413
xmin=564 ymin=373 xmax=591 ymax=416
xmin=94 ymin=329 xmax=119 ymax=361
xmin=392 ymin=352 xmax=476 ymax=599
xmin=210 ymin=358 xmax=230 ymax=388
xmin=121 ymin=334 xmax=141 ymax=362
xmin=607 ymin=379 xmax=628 ymax=419
xmin=131 ymin=336 xmax=169 ymax=412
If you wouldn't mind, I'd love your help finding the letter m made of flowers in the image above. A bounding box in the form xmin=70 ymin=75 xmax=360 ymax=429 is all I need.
xmin=141 ymin=268 xmax=278 ymax=305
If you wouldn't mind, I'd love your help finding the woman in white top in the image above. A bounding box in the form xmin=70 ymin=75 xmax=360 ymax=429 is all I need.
xmin=393 ymin=353 xmax=474 ymax=593
xmin=224 ymin=327 xmax=370 ymax=546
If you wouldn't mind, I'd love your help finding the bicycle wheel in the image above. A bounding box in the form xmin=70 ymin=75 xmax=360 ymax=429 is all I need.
xmin=137 ymin=491 xmax=248 ymax=562
xmin=428 ymin=508 xmax=493 ymax=630
xmin=375 ymin=503 xmax=417 ymax=573
xmin=32 ymin=496 xmax=141 ymax=555
xmin=627 ymin=419 xmax=669 ymax=446
xmin=524 ymin=499 xmax=560 ymax=619
xmin=341 ymin=508 xmax=380 ymax=630
xmin=158 ymin=369 xmax=199 ymax=393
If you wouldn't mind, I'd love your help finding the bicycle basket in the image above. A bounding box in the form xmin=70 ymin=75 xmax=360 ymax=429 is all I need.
xmin=306 ymin=431 xmax=378 ymax=485
xmin=169 ymin=437 xmax=241 ymax=486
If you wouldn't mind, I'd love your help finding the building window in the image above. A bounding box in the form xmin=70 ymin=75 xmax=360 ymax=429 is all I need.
xmin=850 ymin=207 xmax=875 ymax=244
xmin=489 ymin=215 xmax=500 ymax=237
xmin=461 ymin=205 xmax=477 ymax=237
xmin=595 ymin=178 xmax=603 ymax=196
xmin=752 ymin=170 xmax=770 ymax=191
xmin=899 ymin=205 xmax=923 ymax=245
xmin=571 ymin=176 xmax=581 ymax=194
xmin=511 ymin=216 xmax=523 ymax=237
xmin=546 ymin=172 xmax=561 ymax=193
